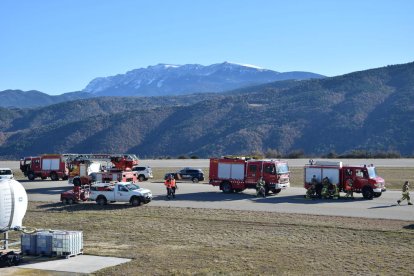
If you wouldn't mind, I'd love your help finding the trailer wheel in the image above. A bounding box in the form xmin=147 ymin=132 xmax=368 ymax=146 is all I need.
xmin=362 ymin=186 xmax=374 ymax=200
xmin=373 ymin=192 xmax=382 ymax=198
xmin=221 ymin=182 xmax=233 ymax=193
xmin=131 ymin=196 xmax=141 ymax=206
xmin=50 ymin=172 xmax=59 ymax=181
xmin=96 ymin=196 xmax=107 ymax=206
xmin=28 ymin=172 xmax=35 ymax=181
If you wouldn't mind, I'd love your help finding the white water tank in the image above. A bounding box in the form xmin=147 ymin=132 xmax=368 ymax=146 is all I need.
xmin=0 ymin=179 xmax=28 ymax=231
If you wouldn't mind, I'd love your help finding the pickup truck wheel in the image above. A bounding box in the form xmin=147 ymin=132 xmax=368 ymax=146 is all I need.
xmin=373 ymin=192 xmax=382 ymax=198
xmin=362 ymin=186 xmax=374 ymax=200
xmin=192 ymin=177 xmax=199 ymax=183
xmin=138 ymin=175 xmax=145 ymax=182
xmin=221 ymin=182 xmax=233 ymax=193
xmin=131 ymin=196 xmax=141 ymax=206
xmin=28 ymin=172 xmax=35 ymax=181
xmin=96 ymin=196 xmax=107 ymax=206
xmin=50 ymin=172 xmax=58 ymax=181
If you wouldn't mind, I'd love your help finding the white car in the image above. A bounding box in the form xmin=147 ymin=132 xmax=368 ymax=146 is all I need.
xmin=0 ymin=168 xmax=14 ymax=180
xmin=132 ymin=165 xmax=154 ymax=181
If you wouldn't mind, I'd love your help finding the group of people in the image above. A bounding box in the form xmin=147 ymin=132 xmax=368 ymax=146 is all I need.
xmin=164 ymin=174 xmax=177 ymax=200
xmin=305 ymin=175 xmax=412 ymax=205
xmin=305 ymin=175 xmax=354 ymax=200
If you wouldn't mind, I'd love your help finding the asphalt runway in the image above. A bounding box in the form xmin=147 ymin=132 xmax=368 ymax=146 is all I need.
xmin=18 ymin=178 xmax=414 ymax=221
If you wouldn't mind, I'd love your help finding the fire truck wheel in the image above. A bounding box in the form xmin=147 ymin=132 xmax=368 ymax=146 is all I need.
xmin=373 ymin=192 xmax=382 ymax=198
xmin=362 ymin=186 xmax=374 ymax=200
xmin=131 ymin=196 xmax=141 ymax=206
xmin=221 ymin=182 xmax=233 ymax=193
xmin=28 ymin=172 xmax=35 ymax=181
xmin=62 ymin=198 xmax=68 ymax=204
xmin=67 ymin=198 xmax=74 ymax=205
xmin=50 ymin=172 xmax=59 ymax=181
xmin=96 ymin=196 xmax=107 ymax=206
xmin=271 ymin=189 xmax=281 ymax=194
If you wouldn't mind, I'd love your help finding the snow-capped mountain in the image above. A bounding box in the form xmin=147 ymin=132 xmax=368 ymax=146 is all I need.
xmin=83 ymin=62 xmax=325 ymax=97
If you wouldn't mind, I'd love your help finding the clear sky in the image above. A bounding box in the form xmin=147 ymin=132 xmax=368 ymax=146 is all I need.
xmin=1 ymin=0 xmax=413 ymax=95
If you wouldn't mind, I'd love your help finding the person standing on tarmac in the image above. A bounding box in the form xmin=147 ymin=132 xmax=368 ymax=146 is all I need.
xmin=164 ymin=174 xmax=176 ymax=200
xmin=397 ymin=181 xmax=412 ymax=205
xmin=345 ymin=179 xmax=354 ymax=199
xmin=256 ymin=177 xmax=266 ymax=197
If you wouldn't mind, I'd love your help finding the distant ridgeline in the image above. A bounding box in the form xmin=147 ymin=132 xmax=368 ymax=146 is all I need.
xmin=0 ymin=61 xmax=413 ymax=159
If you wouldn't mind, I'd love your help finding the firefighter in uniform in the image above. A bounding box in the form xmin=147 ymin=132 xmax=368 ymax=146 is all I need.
xmin=397 ymin=181 xmax=412 ymax=205
xmin=256 ymin=177 xmax=266 ymax=197
xmin=321 ymin=177 xmax=330 ymax=199
xmin=345 ymin=179 xmax=354 ymax=199
xmin=305 ymin=175 xmax=318 ymax=199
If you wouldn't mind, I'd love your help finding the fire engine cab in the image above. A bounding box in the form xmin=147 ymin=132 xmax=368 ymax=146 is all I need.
xmin=304 ymin=160 xmax=386 ymax=199
xmin=209 ymin=157 xmax=290 ymax=194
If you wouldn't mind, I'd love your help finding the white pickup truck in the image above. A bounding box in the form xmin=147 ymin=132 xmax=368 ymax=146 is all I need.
xmin=89 ymin=182 xmax=152 ymax=206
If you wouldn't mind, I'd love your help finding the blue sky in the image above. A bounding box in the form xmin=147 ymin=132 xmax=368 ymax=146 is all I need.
xmin=1 ymin=0 xmax=413 ymax=95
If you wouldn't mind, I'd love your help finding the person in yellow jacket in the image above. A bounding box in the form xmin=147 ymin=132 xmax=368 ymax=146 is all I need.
xmin=397 ymin=181 xmax=412 ymax=205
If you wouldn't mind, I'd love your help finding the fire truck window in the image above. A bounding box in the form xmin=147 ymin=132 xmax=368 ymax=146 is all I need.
xmin=355 ymin=169 xmax=363 ymax=177
xmin=345 ymin=169 xmax=352 ymax=176
xmin=249 ymin=165 xmax=257 ymax=173
xmin=265 ymin=165 xmax=275 ymax=174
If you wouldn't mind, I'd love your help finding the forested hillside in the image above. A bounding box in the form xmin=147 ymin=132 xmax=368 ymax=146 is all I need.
xmin=0 ymin=62 xmax=413 ymax=159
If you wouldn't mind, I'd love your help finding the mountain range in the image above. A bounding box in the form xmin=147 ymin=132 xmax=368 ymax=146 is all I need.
xmin=0 ymin=62 xmax=324 ymax=108
xmin=0 ymin=61 xmax=413 ymax=159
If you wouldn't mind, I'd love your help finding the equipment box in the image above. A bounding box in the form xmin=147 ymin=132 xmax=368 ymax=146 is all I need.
xmin=21 ymin=233 xmax=37 ymax=255
xmin=36 ymin=231 xmax=53 ymax=256
xmin=52 ymin=231 xmax=83 ymax=258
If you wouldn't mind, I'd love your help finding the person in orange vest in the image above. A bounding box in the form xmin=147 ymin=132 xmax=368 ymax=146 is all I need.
xmin=164 ymin=174 xmax=176 ymax=200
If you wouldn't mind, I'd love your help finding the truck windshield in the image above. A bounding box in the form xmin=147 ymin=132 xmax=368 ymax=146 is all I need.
xmin=367 ymin=167 xmax=377 ymax=178
xmin=127 ymin=184 xmax=140 ymax=190
xmin=276 ymin=164 xmax=289 ymax=174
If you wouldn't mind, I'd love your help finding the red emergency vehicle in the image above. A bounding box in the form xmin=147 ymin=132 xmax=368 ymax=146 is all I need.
xmin=304 ymin=160 xmax=386 ymax=199
xmin=209 ymin=157 xmax=290 ymax=194
xmin=20 ymin=154 xmax=69 ymax=181
xmin=66 ymin=154 xmax=139 ymax=186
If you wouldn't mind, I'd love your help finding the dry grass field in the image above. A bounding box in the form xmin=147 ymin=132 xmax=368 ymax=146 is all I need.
xmin=6 ymin=202 xmax=414 ymax=275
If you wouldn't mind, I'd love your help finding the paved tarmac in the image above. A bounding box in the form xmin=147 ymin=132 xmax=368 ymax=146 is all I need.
xmin=1 ymin=255 xmax=130 ymax=275
xmin=19 ymin=179 xmax=414 ymax=221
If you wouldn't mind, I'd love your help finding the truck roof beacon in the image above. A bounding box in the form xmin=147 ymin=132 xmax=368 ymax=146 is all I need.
xmin=0 ymin=179 xmax=28 ymax=231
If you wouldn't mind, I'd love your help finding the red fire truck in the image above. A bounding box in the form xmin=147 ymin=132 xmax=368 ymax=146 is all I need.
xmin=304 ymin=160 xmax=386 ymax=199
xmin=209 ymin=157 xmax=290 ymax=194
xmin=20 ymin=154 xmax=69 ymax=181
xmin=66 ymin=154 xmax=139 ymax=186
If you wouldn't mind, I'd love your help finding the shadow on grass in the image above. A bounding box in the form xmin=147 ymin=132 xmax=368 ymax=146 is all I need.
xmin=35 ymin=201 xmax=138 ymax=212
xmin=151 ymin=191 xmax=364 ymax=205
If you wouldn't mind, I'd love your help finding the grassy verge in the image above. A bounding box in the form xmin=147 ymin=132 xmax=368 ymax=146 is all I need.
xmin=7 ymin=202 xmax=414 ymax=275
